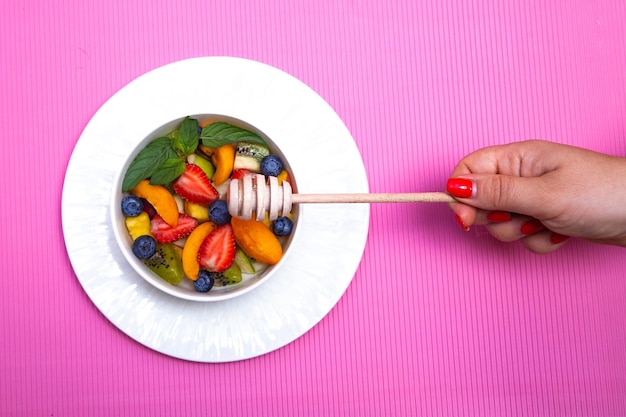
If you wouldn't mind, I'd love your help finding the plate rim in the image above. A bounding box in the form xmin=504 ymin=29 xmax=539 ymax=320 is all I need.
xmin=61 ymin=56 xmax=370 ymax=362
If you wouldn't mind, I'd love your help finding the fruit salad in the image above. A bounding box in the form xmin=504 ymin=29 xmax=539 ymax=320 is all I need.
xmin=120 ymin=117 xmax=294 ymax=293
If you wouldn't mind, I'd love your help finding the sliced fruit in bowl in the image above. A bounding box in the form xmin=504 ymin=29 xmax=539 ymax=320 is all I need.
xmin=114 ymin=115 xmax=299 ymax=301
xmin=145 ymin=243 xmax=185 ymax=286
xmin=197 ymin=223 xmax=236 ymax=273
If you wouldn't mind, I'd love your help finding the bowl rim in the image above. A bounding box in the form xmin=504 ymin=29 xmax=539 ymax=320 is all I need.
xmin=110 ymin=113 xmax=301 ymax=302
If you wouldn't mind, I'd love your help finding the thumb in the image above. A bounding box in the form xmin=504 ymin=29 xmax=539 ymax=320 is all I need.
xmin=446 ymin=174 xmax=552 ymax=219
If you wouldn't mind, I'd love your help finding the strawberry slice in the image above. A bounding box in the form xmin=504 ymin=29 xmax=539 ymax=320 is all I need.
xmin=197 ymin=224 xmax=235 ymax=272
xmin=151 ymin=213 xmax=197 ymax=243
xmin=173 ymin=164 xmax=219 ymax=205
xmin=231 ymin=168 xmax=253 ymax=180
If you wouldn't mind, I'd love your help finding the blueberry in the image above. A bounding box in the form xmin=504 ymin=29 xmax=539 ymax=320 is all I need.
xmin=272 ymin=216 xmax=293 ymax=236
xmin=208 ymin=200 xmax=231 ymax=225
xmin=194 ymin=270 xmax=215 ymax=292
xmin=121 ymin=195 xmax=144 ymax=217
xmin=132 ymin=235 xmax=157 ymax=259
xmin=260 ymin=155 xmax=283 ymax=177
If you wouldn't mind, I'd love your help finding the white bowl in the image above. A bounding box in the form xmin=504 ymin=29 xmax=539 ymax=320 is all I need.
xmin=111 ymin=114 xmax=300 ymax=302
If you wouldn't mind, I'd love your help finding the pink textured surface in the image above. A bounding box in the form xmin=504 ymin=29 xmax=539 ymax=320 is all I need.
xmin=1 ymin=0 xmax=625 ymax=415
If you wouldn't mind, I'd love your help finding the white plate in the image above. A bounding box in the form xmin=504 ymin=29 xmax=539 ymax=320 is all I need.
xmin=61 ymin=57 xmax=370 ymax=362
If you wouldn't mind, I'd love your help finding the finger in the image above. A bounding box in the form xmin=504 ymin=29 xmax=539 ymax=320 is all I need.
xmin=448 ymin=201 xmax=477 ymax=231
xmin=450 ymin=140 xmax=563 ymax=178
xmin=474 ymin=210 xmax=512 ymax=225
xmin=452 ymin=207 xmax=516 ymax=231
xmin=520 ymin=230 xmax=570 ymax=254
xmin=446 ymin=174 xmax=557 ymax=220
xmin=484 ymin=215 xmax=549 ymax=241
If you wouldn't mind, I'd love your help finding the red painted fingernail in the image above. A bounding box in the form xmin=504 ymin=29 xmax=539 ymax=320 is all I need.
xmin=454 ymin=214 xmax=470 ymax=232
xmin=520 ymin=219 xmax=545 ymax=235
xmin=486 ymin=211 xmax=512 ymax=222
xmin=550 ymin=233 xmax=570 ymax=244
xmin=446 ymin=178 xmax=474 ymax=198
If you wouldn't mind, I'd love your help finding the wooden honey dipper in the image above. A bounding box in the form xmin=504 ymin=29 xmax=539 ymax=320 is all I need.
xmin=227 ymin=174 xmax=456 ymax=221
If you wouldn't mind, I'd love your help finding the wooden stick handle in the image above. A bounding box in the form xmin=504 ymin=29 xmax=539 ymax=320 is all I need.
xmin=291 ymin=192 xmax=456 ymax=204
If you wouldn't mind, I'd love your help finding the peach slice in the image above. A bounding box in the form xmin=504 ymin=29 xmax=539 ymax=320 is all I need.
xmin=182 ymin=222 xmax=217 ymax=280
xmin=276 ymin=169 xmax=290 ymax=185
xmin=231 ymin=217 xmax=282 ymax=265
xmin=210 ymin=144 xmax=235 ymax=186
xmin=131 ymin=180 xmax=179 ymax=227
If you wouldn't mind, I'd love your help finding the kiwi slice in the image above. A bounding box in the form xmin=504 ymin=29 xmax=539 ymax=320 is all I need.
xmin=212 ymin=262 xmax=243 ymax=287
xmin=144 ymin=243 xmax=184 ymax=285
xmin=234 ymin=247 xmax=255 ymax=274
xmin=233 ymin=141 xmax=270 ymax=172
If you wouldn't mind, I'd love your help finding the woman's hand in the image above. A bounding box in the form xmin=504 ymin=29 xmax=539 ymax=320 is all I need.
xmin=446 ymin=140 xmax=626 ymax=253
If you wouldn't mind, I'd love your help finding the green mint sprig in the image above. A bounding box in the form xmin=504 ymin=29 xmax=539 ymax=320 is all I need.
xmin=172 ymin=116 xmax=199 ymax=156
xmin=122 ymin=118 xmax=267 ymax=192
xmin=122 ymin=137 xmax=178 ymax=192
xmin=200 ymin=122 xmax=267 ymax=148
xmin=122 ymin=116 xmax=198 ymax=192
xmin=148 ymin=158 xmax=186 ymax=185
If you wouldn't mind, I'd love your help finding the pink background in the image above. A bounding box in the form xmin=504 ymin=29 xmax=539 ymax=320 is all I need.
xmin=2 ymin=0 xmax=626 ymax=415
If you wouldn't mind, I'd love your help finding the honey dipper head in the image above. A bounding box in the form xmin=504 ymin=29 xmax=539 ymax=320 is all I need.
xmin=228 ymin=174 xmax=292 ymax=221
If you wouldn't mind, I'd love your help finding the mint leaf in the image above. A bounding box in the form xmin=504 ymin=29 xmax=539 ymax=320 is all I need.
xmin=149 ymin=158 xmax=186 ymax=185
xmin=122 ymin=137 xmax=177 ymax=192
xmin=173 ymin=117 xmax=199 ymax=156
xmin=200 ymin=122 xmax=267 ymax=148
